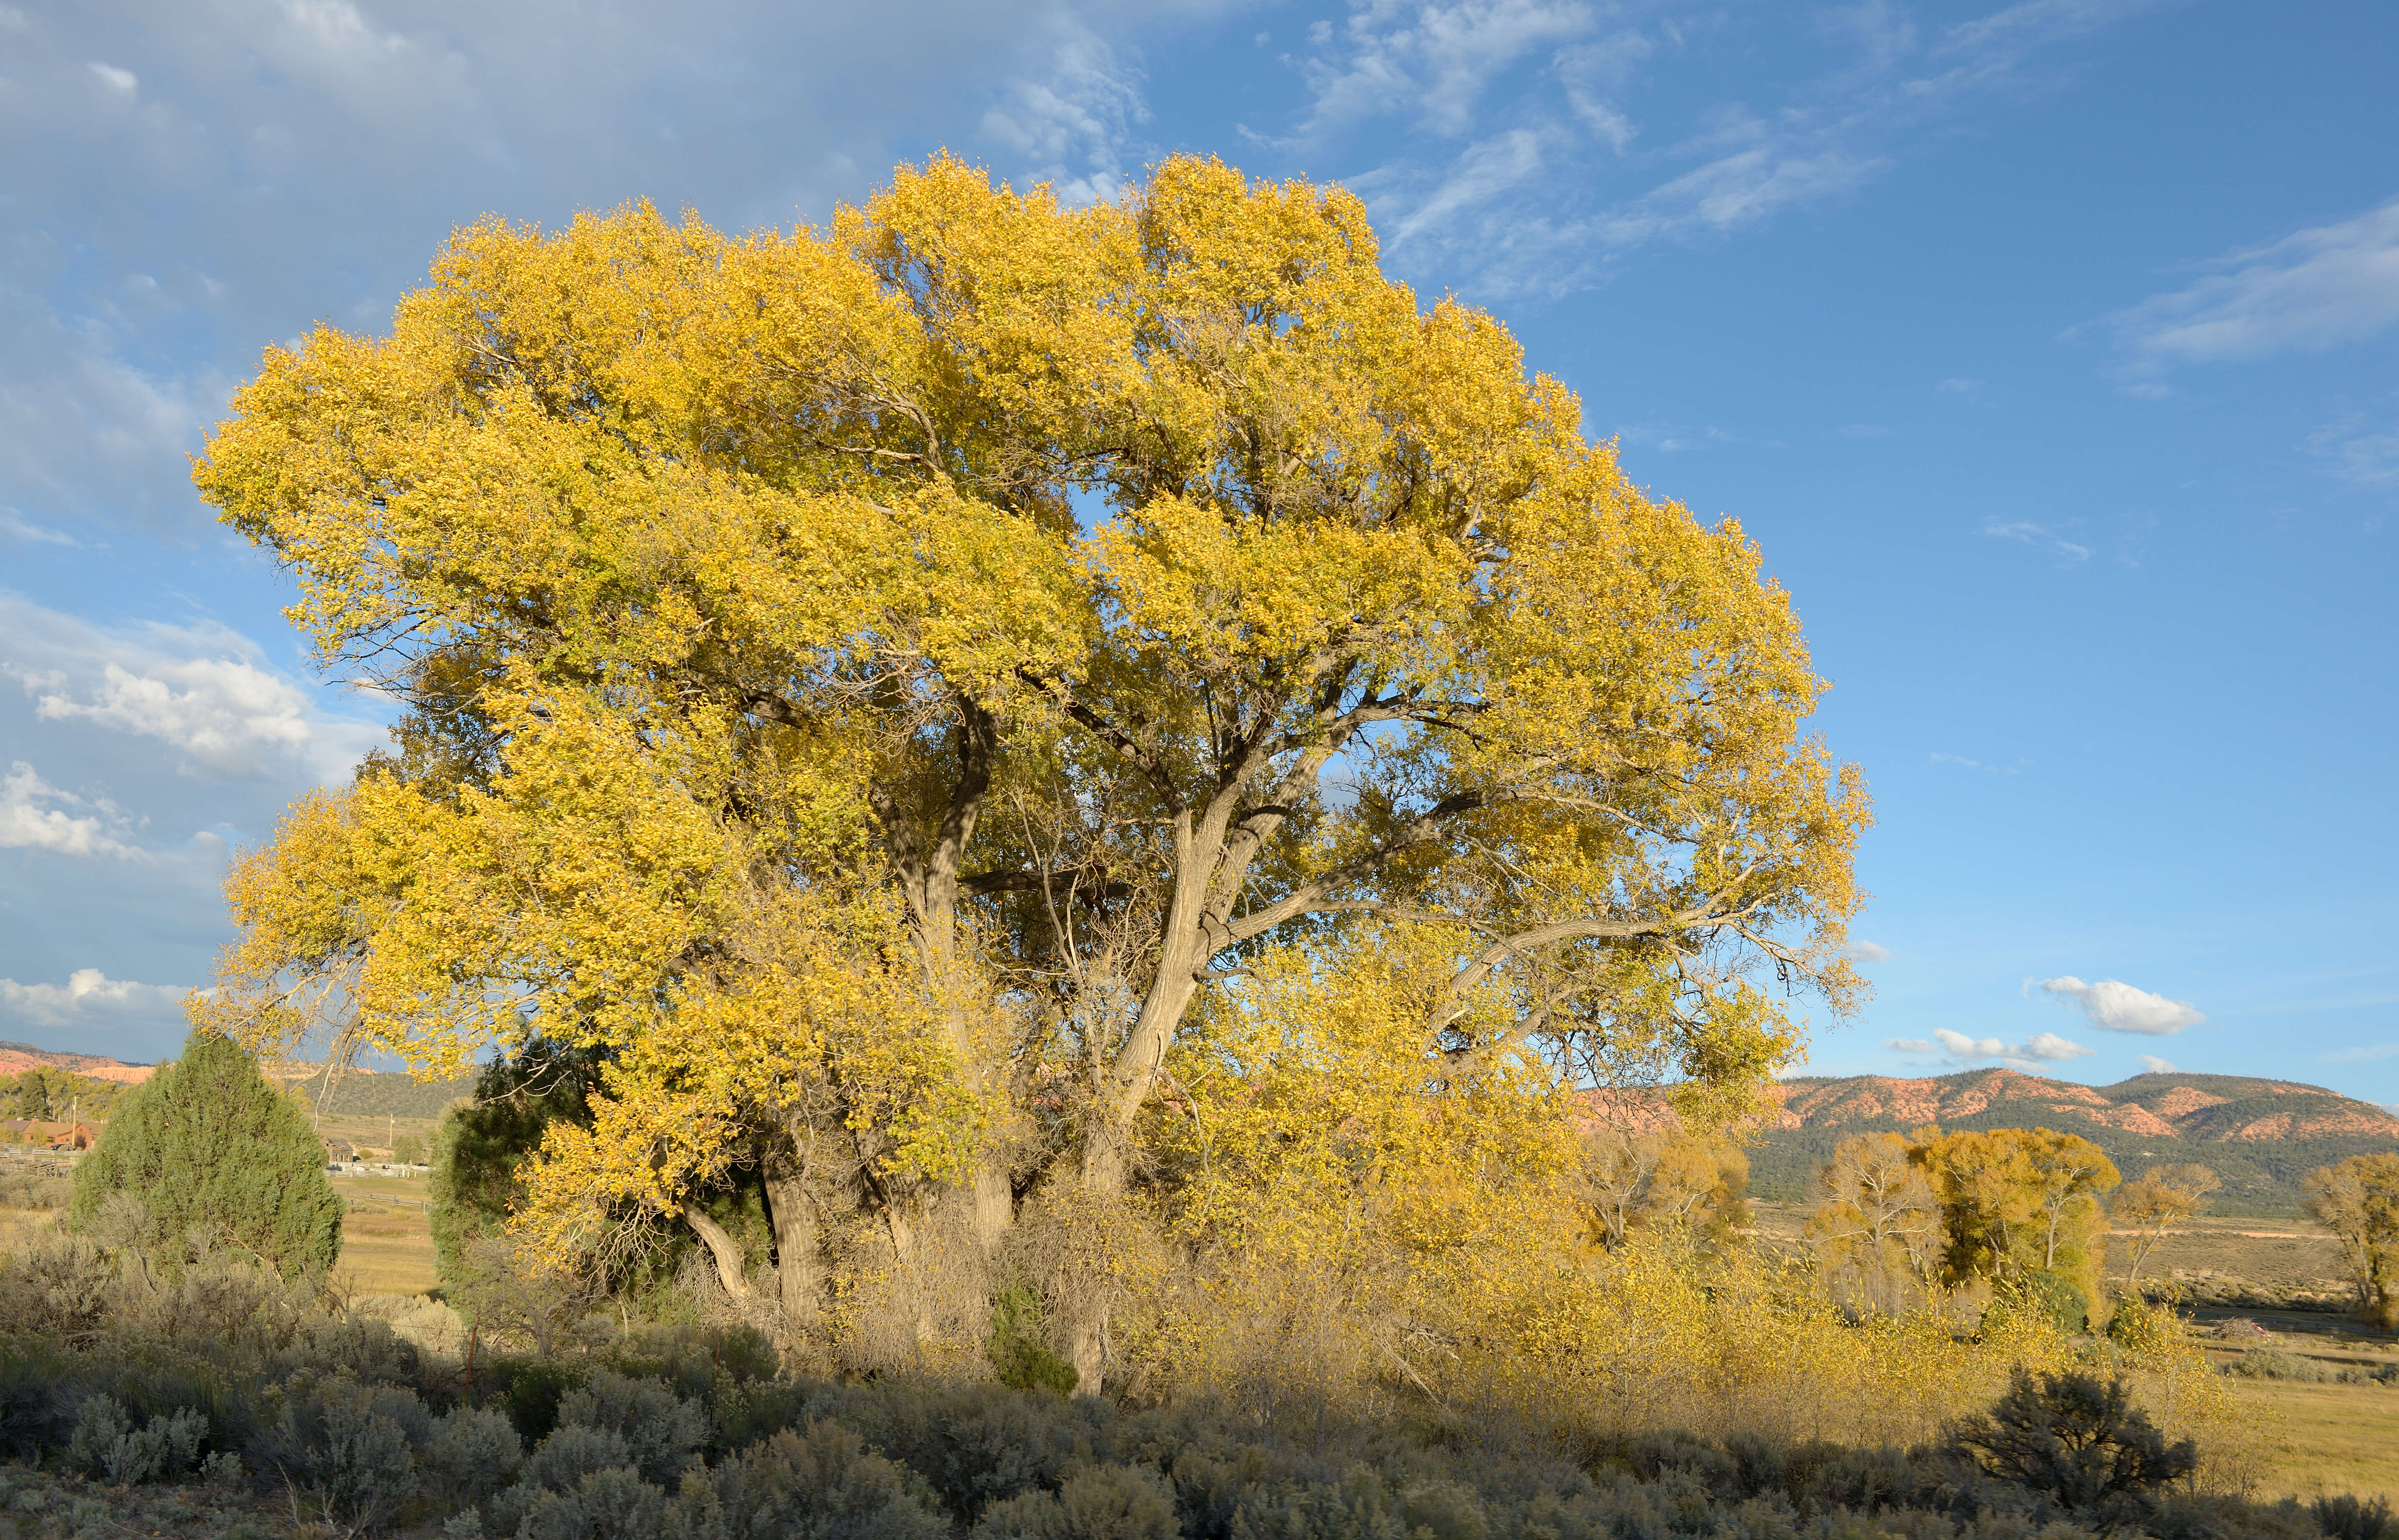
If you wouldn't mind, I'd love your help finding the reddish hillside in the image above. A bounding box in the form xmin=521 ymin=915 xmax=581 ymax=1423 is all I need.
xmin=1764 ymin=1067 xmax=2399 ymax=1145
xmin=1742 ymin=1068 xmax=2399 ymax=1212
xmin=0 ymin=1040 xmax=155 ymax=1085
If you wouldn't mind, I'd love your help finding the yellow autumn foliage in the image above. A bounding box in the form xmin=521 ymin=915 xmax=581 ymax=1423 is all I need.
xmin=194 ymin=152 xmax=1874 ymax=1391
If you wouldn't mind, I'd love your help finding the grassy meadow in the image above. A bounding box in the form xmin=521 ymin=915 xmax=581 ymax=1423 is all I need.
xmin=328 ymin=1170 xmax=440 ymax=1297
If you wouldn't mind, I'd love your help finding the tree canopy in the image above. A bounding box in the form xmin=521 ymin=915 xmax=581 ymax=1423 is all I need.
xmin=70 ymin=1029 xmax=343 ymax=1282
xmin=193 ymin=155 xmax=1867 ymax=1388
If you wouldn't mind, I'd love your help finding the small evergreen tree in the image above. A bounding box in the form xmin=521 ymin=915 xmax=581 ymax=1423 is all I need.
xmin=70 ymin=1028 xmax=343 ymax=1281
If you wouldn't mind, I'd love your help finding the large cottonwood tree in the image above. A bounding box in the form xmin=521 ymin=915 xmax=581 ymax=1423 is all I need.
xmin=195 ymin=156 xmax=1867 ymax=1389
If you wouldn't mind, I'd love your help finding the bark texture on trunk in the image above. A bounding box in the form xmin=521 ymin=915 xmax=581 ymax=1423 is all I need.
xmin=762 ymin=1159 xmax=820 ymax=1341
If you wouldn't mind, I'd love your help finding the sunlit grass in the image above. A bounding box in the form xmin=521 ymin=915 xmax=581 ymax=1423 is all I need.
xmin=331 ymin=1171 xmax=439 ymax=1296
xmin=2226 ymin=1377 xmax=2399 ymax=1501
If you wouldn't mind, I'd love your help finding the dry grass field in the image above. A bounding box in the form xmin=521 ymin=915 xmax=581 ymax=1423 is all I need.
xmin=2222 ymin=1374 xmax=2399 ymax=1502
xmin=329 ymin=1170 xmax=441 ymax=1296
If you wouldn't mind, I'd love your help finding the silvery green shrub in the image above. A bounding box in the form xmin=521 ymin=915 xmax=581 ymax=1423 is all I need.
xmin=425 ymin=1405 xmax=525 ymax=1507
xmin=556 ymin=1372 xmax=706 ymax=1486
xmin=67 ymin=1395 xmax=207 ymax=1485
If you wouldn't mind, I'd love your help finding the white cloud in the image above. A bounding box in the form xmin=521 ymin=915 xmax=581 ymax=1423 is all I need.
xmin=0 ymin=968 xmax=191 ymax=1030
xmin=2107 ymin=197 xmax=2399 ymax=378
xmin=1844 ymin=939 xmax=1893 ymax=963
xmin=2 ymin=592 xmax=383 ymax=781
xmin=87 ymin=62 xmax=138 ymax=96
xmin=0 ymin=761 xmax=145 ymax=859
xmin=1930 ymin=1024 xmax=2094 ymax=1068
xmin=2136 ymin=1054 xmax=2178 ymax=1074
xmin=1294 ymin=0 xmax=2156 ymax=293
xmin=34 ymin=660 xmax=318 ymax=778
xmin=2037 ymin=976 xmax=2204 ymax=1036
xmin=2322 ymin=1042 xmax=2399 ymax=1064
xmin=0 ymin=509 xmax=77 ymax=547
xmin=1887 ymin=1037 xmax=1937 ymax=1053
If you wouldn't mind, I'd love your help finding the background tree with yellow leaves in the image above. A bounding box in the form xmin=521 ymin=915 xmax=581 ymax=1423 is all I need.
xmin=2111 ymin=1163 xmax=2219 ymax=1288
xmin=192 ymin=155 xmax=1868 ymax=1390
xmin=1806 ymin=1130 xmax=1944 ymax=1315
xmin=1904 ymin=1125 xmax=2117 ymax=1331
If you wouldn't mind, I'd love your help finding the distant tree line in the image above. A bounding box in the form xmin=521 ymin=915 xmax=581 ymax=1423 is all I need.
xmin=3 ymin=1067 xmax=129 ymax=1127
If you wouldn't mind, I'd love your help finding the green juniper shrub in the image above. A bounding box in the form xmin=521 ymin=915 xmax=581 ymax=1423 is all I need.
xmin=481 ymin=1355 xmax=591 ymax=1445
xmin=2018 ymin=1270 xmax=2093 ymax=1335
xmin=69 ymin=1029 xmax=342 ymax=1283
xmin=987 ymin=1280 xmax=1079 ymax=1397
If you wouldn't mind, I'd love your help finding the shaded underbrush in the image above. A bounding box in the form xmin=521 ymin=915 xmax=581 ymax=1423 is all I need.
xmin=1 ymin=1298 xmax=2386 ymax=1540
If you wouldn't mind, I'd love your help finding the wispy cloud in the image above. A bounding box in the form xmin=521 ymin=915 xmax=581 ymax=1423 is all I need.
xmin=2307 ymin=402 xmax=2399 ymax=489
xmin=2105 ymin=196 xmax=2399 ymax=385
xmin=978 ymin=14 xmax=1150 ymax=207
xmin=0 ymin=508 xmax=77 ymax=547
xmin=2035 ymin=975 xmax=2204 ymax=1036
xmin=1844 ymin=939 xmax=1893 ymax=964
xmin=1929 ymin=752 xmax=2023 ymax=775
xmin=2321 ymin=1042 xmax=2399 ymax=1064
xmin=2136 ymin=1054 xmax=2178 ymax=1074
xmin=1983 ymin=519 xmax=2090 ymax=562
xmin=1295 ymin=0 xmax=2162 ymax=292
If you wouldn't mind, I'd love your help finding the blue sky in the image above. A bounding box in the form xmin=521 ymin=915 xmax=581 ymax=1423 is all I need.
xmin=2 ymin=0 xmax=2395 ymax=1106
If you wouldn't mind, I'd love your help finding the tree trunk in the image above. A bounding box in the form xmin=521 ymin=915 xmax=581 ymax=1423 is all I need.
xmin=762 ymin=1155 xmax=820 ymax=1343
xmin=686 ymin=1209 xmax=753 ymax=1303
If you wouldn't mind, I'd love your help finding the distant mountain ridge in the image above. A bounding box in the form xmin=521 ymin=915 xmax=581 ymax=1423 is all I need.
xmin=1746 ymin=1067 xmax=2399 ymax=1214
xmin=0 ymin=1040 xmax=155 ymax=1085
xmin=2 ymin=1039 xmax=471 ymax=1120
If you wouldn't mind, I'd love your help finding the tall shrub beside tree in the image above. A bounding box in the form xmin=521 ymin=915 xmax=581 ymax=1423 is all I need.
xmin=70 ymin=1028 xmax=343 ymax=1282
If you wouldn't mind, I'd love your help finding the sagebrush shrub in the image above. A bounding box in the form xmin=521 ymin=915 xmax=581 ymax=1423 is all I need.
xmin=555 ymin=1370 xmax=707 ymax=1484
xmin=697 ymin=1421 xmax=948 ymax=1540
xmin=67 ymin=1394 xmax=207 ymax=1484
xmin=971 ymin=1464 xmax=1178 ymax=1540
xmin=2312 ymin=1494 xmax=2396 ymax=1540
xmin=523 ymin=1424 xmax=637 ymax=1495
xmin=257 ymin=1379 xmax=429 ymax=1534
xmin=514 ymin=1466 xmax=668 ymax=1540
xmin=426 ymin=1405 xmax=525 ymax=1507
